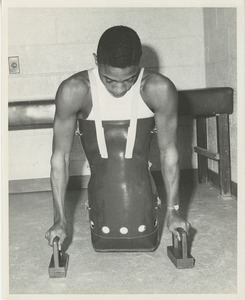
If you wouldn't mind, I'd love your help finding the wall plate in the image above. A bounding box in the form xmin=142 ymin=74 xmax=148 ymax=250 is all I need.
xmin=9 ymin=56 xmax=20 ymax=74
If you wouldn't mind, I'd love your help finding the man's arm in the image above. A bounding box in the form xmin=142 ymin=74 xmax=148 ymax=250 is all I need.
xmin=45 ymin=78 xmax=84 ymax=248
xmin=143 ymin=73 xmax=190 ymax=240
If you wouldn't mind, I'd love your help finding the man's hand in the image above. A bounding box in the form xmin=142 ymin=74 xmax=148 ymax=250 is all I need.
xmin=45 ymin=221 xmax=67 ymax=250
xmin=166 ymin=211 xmax=190 ymax=241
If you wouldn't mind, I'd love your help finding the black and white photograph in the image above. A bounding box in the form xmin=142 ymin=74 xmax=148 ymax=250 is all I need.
xmin=2 ymin=0 xmax=245 ymax=298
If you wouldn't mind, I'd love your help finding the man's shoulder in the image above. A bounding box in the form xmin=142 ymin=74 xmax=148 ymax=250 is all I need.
xmin=141 ymin=68 xmax=177 ymax=112
xmin=55 ymin=70 xmax=91 ymax=114
xmin=59 ymin=70 xmax=90 ymax=96
xmin=142 ymin=68 xmax=176 ymax=93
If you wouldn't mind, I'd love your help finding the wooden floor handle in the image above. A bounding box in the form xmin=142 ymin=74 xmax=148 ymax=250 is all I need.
xmin=173 ymin=228 xmax=188 ymax=259
xmin=52 ymin=237 xmax=60 ymax=268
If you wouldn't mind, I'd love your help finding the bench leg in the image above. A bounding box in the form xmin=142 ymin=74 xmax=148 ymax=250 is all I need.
xmin=196 ymin=118 xmax=208 ymax=183
xmin=217 ymin=114 xmax=232 ymax=199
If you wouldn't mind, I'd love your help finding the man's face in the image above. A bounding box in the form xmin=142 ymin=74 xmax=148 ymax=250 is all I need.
xmin=97 ymin=64 xmax=140 ymax=98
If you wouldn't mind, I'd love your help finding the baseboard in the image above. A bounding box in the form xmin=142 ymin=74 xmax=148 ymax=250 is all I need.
xmin=152 ymin=169 xmax=199 ymax=185
xmin=9 ymin=175 xmax=90 ymax=194
xmin=8 ymin=169 xmax=198 ymax=194
xmin=208 ymin=170 xmax=237 ymax=199
xmin=9 ymin=169 xmax=237 ymax=200
xmin=9 ymin=178 xmax=52 ymax=194
xmin=67 ymin=175 xmax=90 ymax=190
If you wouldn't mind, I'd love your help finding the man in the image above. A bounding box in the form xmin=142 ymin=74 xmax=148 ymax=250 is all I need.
xmin=45 ymin=25 xmax=190 ymax=251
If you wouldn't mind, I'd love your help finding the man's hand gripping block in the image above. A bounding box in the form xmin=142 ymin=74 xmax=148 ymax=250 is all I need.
xmin=49 ymin=237 xmax=69 ymax=278
xmin=167 ymin=228 xmax=195 ymax=269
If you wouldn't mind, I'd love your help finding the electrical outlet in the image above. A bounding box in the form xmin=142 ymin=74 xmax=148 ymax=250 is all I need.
xmin=9 ymin=56 xmax=20 ymax=74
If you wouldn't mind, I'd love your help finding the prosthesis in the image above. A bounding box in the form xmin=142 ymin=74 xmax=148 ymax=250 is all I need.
xmin=79 ymin=117 xmax=161 ymax=251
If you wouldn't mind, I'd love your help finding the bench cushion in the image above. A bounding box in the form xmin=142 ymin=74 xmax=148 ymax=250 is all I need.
xmin=178 ymin=87 xmax=233 ymax=116
xmin=8 ymin=87 xmax=234 ymax=130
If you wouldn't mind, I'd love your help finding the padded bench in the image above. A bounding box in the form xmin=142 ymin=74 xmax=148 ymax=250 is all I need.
xmin=8 ymin=87 xmax=233 ymax=199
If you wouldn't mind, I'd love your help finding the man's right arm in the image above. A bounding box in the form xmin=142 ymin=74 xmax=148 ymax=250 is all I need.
xmin=45 ymin=78 xmax=84 ymax=248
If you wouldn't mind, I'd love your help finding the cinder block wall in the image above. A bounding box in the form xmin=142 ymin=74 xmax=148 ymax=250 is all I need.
xmin=203 ymin=8 xmax=237 ymax=183
xmin=8 ymin=8 xmax=206 ymax=181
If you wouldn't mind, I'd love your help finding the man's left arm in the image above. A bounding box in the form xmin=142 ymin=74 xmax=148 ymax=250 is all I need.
xmin=147 ymin=74 xmax=190 ymax=241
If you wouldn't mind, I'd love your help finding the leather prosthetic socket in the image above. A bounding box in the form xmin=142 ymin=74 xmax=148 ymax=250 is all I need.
xmin=79 ymin=117 xmax=161 ymax=252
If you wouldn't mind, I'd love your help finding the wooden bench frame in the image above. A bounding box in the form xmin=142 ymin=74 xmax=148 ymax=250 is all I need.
xmin=8 ymin=87 xmax=234 ymax=199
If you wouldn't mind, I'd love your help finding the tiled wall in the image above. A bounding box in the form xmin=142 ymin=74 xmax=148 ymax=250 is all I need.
xmin=8 ymin=8 xmax=206 ymax=180
xmin=203 ymin=8 xmax=237 ymax=182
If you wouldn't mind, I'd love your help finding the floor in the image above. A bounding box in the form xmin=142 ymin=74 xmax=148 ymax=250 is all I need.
xmin=8 ymin=181 xmax=237 ymax=295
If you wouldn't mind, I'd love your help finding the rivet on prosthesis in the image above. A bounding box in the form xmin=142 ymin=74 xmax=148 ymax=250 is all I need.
xmin=167 ymin=228 xmax=195 ymax=269
xmin=48 ymin=236 xmax=69 ymax=278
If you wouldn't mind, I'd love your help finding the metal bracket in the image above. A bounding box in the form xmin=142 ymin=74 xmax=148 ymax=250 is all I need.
xmin=85 ymin=201 xmax=91 ymax=210
xmin=75 ymin=129 xmax=83 ymax=136
xmin=151 ymin=126 xmax=158 ymax=134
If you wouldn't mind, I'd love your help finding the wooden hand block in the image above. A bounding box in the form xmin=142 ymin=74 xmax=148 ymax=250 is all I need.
xmin=167 ymin=228 xmax=195 ymax=269
xmin=49 ymin=237 xmax=69 ymax=278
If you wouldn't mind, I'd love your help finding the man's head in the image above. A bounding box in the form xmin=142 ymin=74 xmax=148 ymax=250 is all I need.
xmin=96 ymin=25 xmax=142 ymax=68
xmin=94 ymin=26 xmax=142 ymax=98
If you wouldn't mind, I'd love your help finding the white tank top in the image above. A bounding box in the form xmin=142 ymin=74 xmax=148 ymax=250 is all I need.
xmin=86 ymin=67 xmax=154 ymax=120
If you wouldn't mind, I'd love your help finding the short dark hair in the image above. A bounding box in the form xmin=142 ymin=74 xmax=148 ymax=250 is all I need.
xmin=97 ymin=26 xmax=142 ymax=68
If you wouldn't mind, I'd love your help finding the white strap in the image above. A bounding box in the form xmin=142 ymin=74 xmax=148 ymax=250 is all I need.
xmin=88 ymin=69 xmax=108 ymax=158
xmin=88 ymin=67 xmax=144 ymax=159
xmin=125 ymin=68 xmax=144 ymax=159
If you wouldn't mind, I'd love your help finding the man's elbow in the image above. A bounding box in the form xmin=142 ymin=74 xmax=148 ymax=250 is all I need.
xmin=50 ymin=152 xmax=70 ymax=171
xmin=160 ymin=147 xmax=179 ymax=166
